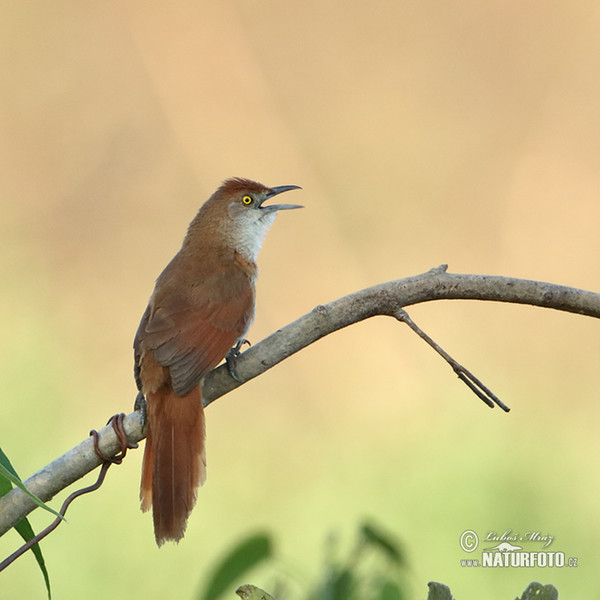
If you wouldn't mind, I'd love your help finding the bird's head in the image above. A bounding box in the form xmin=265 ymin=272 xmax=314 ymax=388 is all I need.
xmin=192 ymin=177 xmax=303 ymax=260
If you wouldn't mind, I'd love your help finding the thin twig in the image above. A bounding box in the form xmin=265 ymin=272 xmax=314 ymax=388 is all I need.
xmin=0 ymin=462 xmax=111 ymax=573
xmin=395 ymin=309 xmax=510 ymax=412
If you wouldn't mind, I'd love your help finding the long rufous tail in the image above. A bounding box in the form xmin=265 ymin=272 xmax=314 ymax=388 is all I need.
xmin=140 ymin=385 xmax=206 ymax=546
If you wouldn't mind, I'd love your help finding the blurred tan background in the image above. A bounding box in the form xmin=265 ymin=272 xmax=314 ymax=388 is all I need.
xmin=1 ymin=1 xmax=600 ymax=598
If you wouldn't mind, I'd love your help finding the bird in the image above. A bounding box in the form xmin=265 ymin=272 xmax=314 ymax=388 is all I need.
xmin=133 ymin=177 xmax=302 ymax=545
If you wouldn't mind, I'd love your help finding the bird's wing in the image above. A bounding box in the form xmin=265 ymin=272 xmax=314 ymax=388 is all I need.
xmin=136 ymin=268 xmax=254 ymax=396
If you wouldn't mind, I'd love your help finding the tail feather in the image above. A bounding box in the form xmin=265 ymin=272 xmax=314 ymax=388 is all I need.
xmin=140 ymin=385 xmax=206 ymax=546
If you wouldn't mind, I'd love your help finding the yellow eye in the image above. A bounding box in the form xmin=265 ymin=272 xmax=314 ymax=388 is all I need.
xmin=242 ymin=195 xmax=253 ymax=205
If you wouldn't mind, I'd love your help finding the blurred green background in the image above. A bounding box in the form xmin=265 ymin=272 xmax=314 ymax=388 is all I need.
xmin=1 ymin=1 xmax=600 ymax=598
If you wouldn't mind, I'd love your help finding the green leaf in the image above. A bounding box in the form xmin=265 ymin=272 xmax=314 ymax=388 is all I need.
xmin=313 ymin=568 xmax=354 ymax=600
xmin=235 ymin=584 xmax=276 ymax=600
xmin=426 ymin=581 xmax=454 ymax=600
xmin=199 ymin=533 xmax=272 ymax=600
xmin=518 ymin=582 xmax=558 ymax=600
xmin=0 ymin=462 xmax=12 ymax=497
xmin=0 ymin=446 xmax=52 ymax=599
xmin=329 ymin=570 xmax=353 ymax=600
xmin=12 ymin=517 xmax=52 ymax=599
xmin=375 ymin=580 xmax=403 ymax=600
xmin=361 ymin=522 xmax=404 ymax=565
xmin=0 ymin=451 xmax=64 ymax=521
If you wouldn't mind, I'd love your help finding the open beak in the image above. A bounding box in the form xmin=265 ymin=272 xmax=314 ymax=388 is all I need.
xmin=259 ymin=185 xmax=303 ymax=212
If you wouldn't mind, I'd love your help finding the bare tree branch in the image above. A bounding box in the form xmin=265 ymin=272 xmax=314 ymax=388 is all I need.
xmin=1 ymin=266 xmax=599 ymax=536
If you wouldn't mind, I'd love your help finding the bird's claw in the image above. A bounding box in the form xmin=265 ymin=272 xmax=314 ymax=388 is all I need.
xmin=226 ymin=338 xmax=251 ymax=383
xmin=134 ymin=392 xmax=147 ymax=428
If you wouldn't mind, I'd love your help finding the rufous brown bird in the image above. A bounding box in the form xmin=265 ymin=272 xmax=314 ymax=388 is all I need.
xmin=134 ymin=177 xmax=302 ymax=545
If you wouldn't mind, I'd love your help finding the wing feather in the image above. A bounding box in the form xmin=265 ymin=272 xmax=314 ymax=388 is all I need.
xmin=135 ymin=264 xmax=255 ymax=396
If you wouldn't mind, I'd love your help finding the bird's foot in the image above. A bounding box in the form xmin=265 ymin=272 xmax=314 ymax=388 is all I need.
xmin=226 ymin=338 xmax=251 ymax=383
xmin=134 ymin=392 xmax=147 ymax=429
